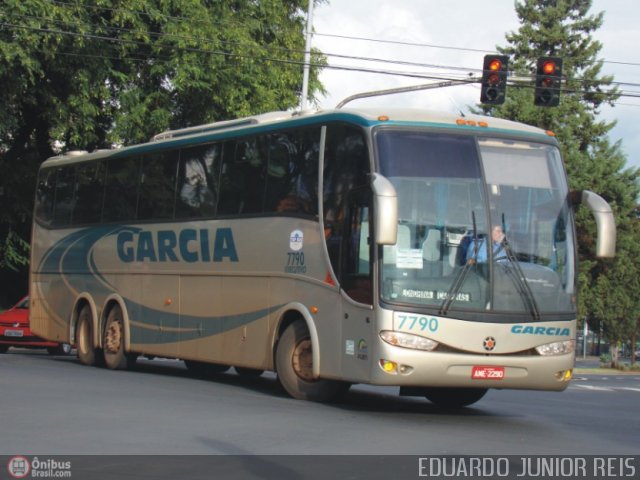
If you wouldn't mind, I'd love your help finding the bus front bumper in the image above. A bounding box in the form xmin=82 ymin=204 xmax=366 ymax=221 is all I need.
xmin=370 ymin=347 xmax=575 ymax=392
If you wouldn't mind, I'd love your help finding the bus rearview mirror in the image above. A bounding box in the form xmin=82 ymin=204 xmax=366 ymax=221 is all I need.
xmin=571 ymin=190 xmax=616 ymax=258
xmin=371 ymin=173 xmax=398 ymax=245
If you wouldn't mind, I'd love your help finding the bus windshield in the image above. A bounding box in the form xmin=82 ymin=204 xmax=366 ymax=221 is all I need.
xmin=376 ymin=129 xmax=576 ymax=320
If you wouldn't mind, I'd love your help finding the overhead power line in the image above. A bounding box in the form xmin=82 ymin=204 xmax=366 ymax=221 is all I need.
xmin=1 ymin=20 xmax=639 ymax=105
xmin=314 ymin=31 xmax=640 ymax=68
xmin=41 ymin=2 xmax=640 ymax=68
xmin=3 ymin=18 xmax=640 ymax=91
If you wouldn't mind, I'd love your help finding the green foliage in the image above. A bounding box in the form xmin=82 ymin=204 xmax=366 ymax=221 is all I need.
xmin=0 ymin=230 xmax=30 ymax=272
xmin=483 ymin=0 xmax=640 ymax=353
xmin=0 ymin=0 xmax=326 ymax=276
xmin=598 ymin=353 xmax=610 ymax=366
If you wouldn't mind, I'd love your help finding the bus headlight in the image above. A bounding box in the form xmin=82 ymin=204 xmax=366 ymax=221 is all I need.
xmin=380 ymin=330 xmax=438 ymax=351
xmin=535 ymin=340 xmax=576 ymax=356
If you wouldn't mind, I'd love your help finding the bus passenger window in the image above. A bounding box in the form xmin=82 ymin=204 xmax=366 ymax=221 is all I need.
xmin=137 ymin=151 xmax=179 ymax=221
xmin=264 ymin=128 xmax=320 ymax=217
xmin=52 ymin=167 xmax=76 ymax=227
xmin=175 ymin=144 xmax=220 ymax=219
xmin=217 ymin=138 xmax=267 ymax=216
xmin=35 ymin=169 xmax=56 ymax=226
xmin=102 ymin=157 xmax=140 ymax=223
xmin=73 ymin=161 xmax=105 ymax=225
xmin=265 ymin=133 xmax=298 ymax=213
xmin=323 ymin=124 xmax=370 ymax=282
xmin=342 ymin=194 xmax=372 ymax=304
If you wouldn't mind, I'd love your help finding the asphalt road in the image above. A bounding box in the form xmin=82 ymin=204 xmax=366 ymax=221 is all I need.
xmin=1 ymin=350 xmax=638 ymax=457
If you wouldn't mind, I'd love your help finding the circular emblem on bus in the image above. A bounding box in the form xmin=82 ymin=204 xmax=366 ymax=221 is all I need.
xmin=289 ymin=230 xmax=304 ymax=251
xmin=483 ymin=337 xmax=496 ymax=351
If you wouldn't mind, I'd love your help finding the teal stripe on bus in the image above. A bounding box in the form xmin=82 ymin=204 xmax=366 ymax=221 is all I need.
xmin=38 ymin=226 xmax=287 ymax=345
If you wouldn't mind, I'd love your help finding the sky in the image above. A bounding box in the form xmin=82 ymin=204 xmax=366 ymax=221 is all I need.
xmin=310 ymin=0 xmax=640 ymax=170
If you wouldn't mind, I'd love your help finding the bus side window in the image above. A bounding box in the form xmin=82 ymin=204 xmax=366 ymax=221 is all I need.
xmin=264 ymin=128 xmax=320 ymax=217
xmin=217 ymin=137 xmax=267 ymax=216
xmin=323 ymin=123 xmax=370 ymax=290
xmin=102 ymin=156 xmax=140 ymax=223
xmin=52 ymin=166 xmax=76 ymax=227
xmin=342 ymin=189 xmax=373 ymax=304
xmin=137 ymin=150 xmax=179 ymax=221
xmin=297 ymin=128 xmax=321 ymax=217
xmin=264 ymin=132 xmax=297 ymax=213
xmin=35 ymin=169 xmax=56 ymax=226
xmin=73 ymin=161 xmax=105 ymax=225
xmin=175 ymin=143 xmax=220 ymax=219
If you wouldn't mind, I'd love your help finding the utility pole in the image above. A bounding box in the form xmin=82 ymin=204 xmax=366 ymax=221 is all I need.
xmin=300 ymin=0 xmax=314 ymax=111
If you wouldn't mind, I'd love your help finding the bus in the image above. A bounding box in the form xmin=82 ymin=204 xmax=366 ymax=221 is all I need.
xmin=29 ymin=107 xmax=615 ymax=407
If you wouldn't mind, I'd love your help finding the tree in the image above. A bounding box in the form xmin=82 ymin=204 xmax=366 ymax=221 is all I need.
xmin=0 ymin=0 xmax=325 ymax=304
xmin=590 ymin=217 xmax=640 ymax=367
xmin=481 ymin=0 xmax=640 ymax=357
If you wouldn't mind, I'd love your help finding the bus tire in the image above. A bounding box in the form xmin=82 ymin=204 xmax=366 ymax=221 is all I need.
xmin=102 ymin=304 xmax=136 ymax=370
xmin=275 ymin=320 xmax=349 ymax=402
xmin=0 ymin=345 xmax=9 ymax=354
xmin=424 ymin=387 xmax=488 ymax=408
xmin=77 ymin=305 xmax=97 ymax=366
xmin=235 ymin=367 xmax=264 ymax=378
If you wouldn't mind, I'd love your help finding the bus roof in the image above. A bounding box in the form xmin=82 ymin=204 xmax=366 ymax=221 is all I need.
xmin=42 ymin=108 xmax=554 ymax=167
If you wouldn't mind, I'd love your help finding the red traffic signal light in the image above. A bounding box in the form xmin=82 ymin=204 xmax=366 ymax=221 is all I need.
xmin=481 ymin=55 xmax=508 ymax=105
xmin=488 ymin=58 xmax=503 ymax=72
xmin=535 ymin=57 xmax=562 ymax=107
xmin=541 ymin=60 xmax=557 ymax=75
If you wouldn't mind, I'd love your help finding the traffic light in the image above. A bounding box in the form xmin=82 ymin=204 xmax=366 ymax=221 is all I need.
xmin=480 ymin=55 xmax=508 ymax=105
xmin=534 ymin=57 xmax=562 ymax=106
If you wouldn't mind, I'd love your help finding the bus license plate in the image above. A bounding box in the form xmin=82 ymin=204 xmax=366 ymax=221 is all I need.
xmin=471 ymin=366 xmax=505 ymax=380
xmin=4 ymin=329 xmax=24 ymax=337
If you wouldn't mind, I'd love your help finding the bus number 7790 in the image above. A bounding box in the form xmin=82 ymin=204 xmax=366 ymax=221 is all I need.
xmin=397 ymin=315 xmax=439 ymax=333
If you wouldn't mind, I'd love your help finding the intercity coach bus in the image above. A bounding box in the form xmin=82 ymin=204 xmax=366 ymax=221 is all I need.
xmin=29 ymin=108 xmax=615 ymax=407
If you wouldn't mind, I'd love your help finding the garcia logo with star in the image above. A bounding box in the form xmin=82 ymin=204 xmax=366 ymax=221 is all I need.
xmin=483 ymin=336 xmax=496 ymax=351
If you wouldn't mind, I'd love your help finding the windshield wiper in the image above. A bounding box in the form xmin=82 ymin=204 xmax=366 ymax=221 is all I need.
xmin=497 ymin=236 xmax=541 ymax=321
xmin=439 ymin=212 xmax=480 ymax=316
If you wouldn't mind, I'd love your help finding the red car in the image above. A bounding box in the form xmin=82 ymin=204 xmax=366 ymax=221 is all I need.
xmin=0 ymin=296 xmax=71 ymax=355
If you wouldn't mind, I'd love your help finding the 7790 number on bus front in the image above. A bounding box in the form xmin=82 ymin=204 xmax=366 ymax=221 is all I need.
xmin=395 ymin=314 xmax=439 ymax=333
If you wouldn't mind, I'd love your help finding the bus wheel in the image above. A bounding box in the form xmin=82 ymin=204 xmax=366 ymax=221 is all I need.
xmin=102 ymin=305 xmax=136 ymax=370
xmin=275 ymin=320 xmax=349 ymax=402
xmin=77 ymin=305 xmax=97 ymax=366
xmin=235 ymin=367 xmax=264 ymax=378
xmin=424 ymin=387 xmax=488 ymax=408
xmin=184 ymin=360 xmax=230 ymax=376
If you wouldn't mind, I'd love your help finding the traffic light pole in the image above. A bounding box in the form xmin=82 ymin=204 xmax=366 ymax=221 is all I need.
xmin=334 ymin=74 xmax=561 ymax=109
xmin=335 ymin=78 xmax=480 ymax=109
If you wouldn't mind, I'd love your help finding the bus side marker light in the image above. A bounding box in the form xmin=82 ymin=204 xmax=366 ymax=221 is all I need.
xmin=324 ymin=271 xmax=336 ymax=286
xmin=164 ymin=298 xmax=173 ymax=306
xmin=380 ymin=359 xmax=398 ymax=374
xmin=379 ymin=360 xmax=413 ymax=375
xmin=310 ymin=306 xmax=319 ymax=314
